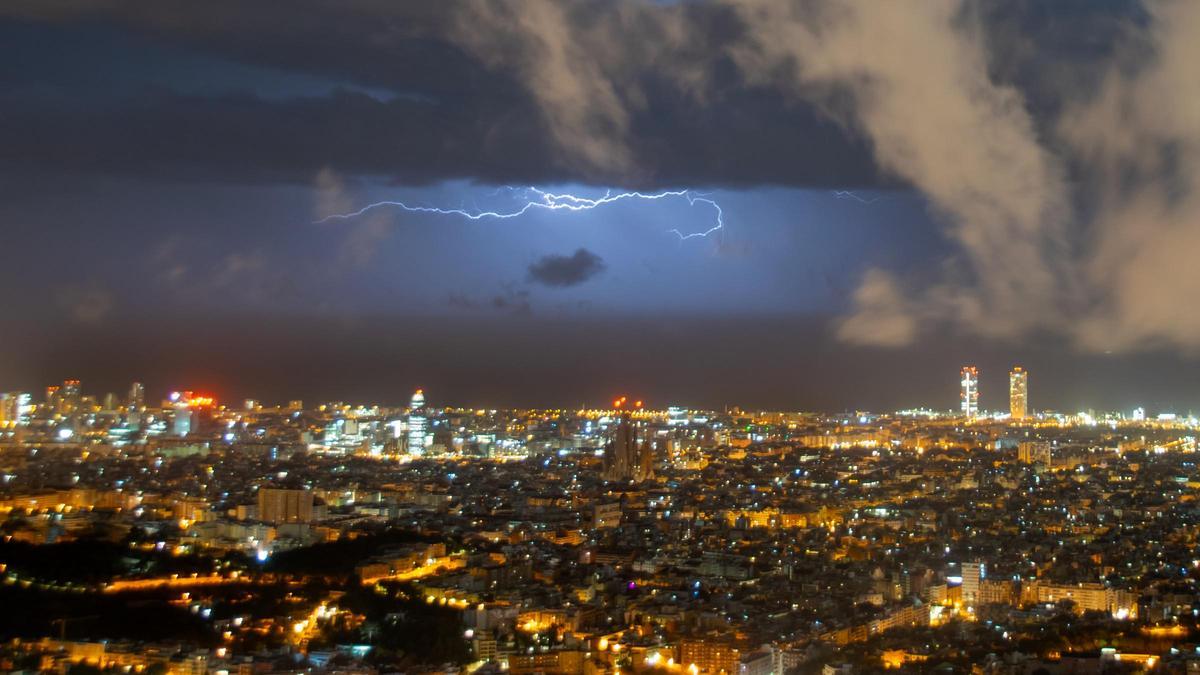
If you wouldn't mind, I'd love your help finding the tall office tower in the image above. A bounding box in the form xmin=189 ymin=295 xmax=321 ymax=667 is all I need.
xmin=0 ymin=393 xmax=14 ymax=425
xmin=60 ymin=379 xmax=81 ymax=414
xmin=173 ymin=408 xmax=192 ymax=437
xmin=257 ymin=487 xmax=315 ymax=524
xmin=960 ymin=366 xmax=979 ymax=418
xmin=407 ymin=389 xmax=427 ymax=455
xmin=17 ymin=393 xmax=30 ymax=424
xmin=961 ymin=562 xmax=985 ymax=606
xmin=603 ymin=413 xmax=655 ymax=482
xmin=1009 ymin=367 xmax=1028 ymax=419
xmin=128 ymin=382 xmax=145 ymax=409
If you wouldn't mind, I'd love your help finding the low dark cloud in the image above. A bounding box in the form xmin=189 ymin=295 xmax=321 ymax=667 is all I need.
xmin=491 ymin=287 xmax=532 ymax=315
xmin=527 ymin=249 xmax=606 ymax=288
xmin=447 ymin=286 xmax=532 ymax=316
xmin=0 ymin=4 xmax=884 ymax=189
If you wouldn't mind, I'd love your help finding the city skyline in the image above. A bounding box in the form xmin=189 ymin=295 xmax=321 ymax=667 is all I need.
xmin=8 ymin=366 xmax=1198 ymax=421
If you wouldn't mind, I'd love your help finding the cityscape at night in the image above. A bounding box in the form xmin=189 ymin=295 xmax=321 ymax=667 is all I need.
xmin=5 ymin=0 xmax=1200 ymax=673
xmin=5 ymin=375 xmax=1200 ymax=674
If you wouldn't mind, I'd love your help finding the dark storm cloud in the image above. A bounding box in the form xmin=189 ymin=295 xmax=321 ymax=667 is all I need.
xmin=0 ymin=2 xmax=883 ymax=188
xmin=0 ymin=86 xmax=552 ymax=185
xmin=527 ymin=249 xmax=606 ymax=288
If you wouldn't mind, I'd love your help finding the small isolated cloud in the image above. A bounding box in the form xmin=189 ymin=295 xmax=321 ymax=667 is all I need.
xmin=491 ymin=287 xmax=531 ymax=315
xmin=835 ymin=270 xmax=918 ymax=348
xmin=56 ymin=284 xmax=114 ymax=323
xmin=337 ymin=212 xmax=393 ymax=268
xmin=447 ymin=292 xmax=479 ymax=310
xmin=447 ymin=284 xmax=532 ymax=316
xmin=314 ymin=167 xmax=352 ymax=220
xmin=527 ymin=248 xmax=606 ymax=287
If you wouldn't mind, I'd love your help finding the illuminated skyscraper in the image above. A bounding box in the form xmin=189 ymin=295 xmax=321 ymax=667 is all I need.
xmin=0 ymin=391 xmax=31 ymax=422
xmin=0 ymin=393 xmax=15 ymax=425
xmin=129 ymin=382 xmax=145 ymax=410
xmin=960 ymin=366 xmax=979 ymax=418
xmin=961 ymin=562 xmax=985 ymax=606
xmin=1009 ymin=367 xmax=1028 ymax=419
xmin=14 ymin=393 xmax=30 ymax=425
xmin=60 ymin=379 xmax=81 ymax=414
xmin=173 ymin=408 xmax=192 ymax=437
xmin=407 ymin=389 xmax=427 ymax=455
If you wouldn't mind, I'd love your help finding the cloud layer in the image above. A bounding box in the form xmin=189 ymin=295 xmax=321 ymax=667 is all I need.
xmin=3 ymin=0 xmax=1197 ymax=355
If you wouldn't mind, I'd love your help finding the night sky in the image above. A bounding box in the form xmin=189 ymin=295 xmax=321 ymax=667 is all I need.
xmin=2 ymin=1 xmax=1199 ymax=413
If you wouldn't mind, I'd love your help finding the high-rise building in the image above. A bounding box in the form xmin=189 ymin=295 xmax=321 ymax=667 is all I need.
xmin=960 ymin=366 xmax=979 ymax=418
xmin=173 ymin=408 xmax=192 ymax=437
xmin=961 ymin=562 xmax=985 ymax=606
xmin=2 ymin=392 xmax=31 ymax=427
xmin=257 ymin=487 xmax=314 ymax=524
xmin=1009 ymin=367 xmax=1028 ymax=419
xmin=0 ymin=393 xmax=16 ymax=426
xmin=128 ymin=382 xmax=145 ymax=410
xmin=60 ymin=380 xmax=81 ymax=414
xmin=407 ymin=389 xmax=427 ymax=456
xmin=603 ymin=413 xmax=655 ymax=482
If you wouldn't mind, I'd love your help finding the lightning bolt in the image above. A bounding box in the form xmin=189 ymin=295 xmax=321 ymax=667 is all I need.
xmin=831 ymin=190 xmax=882 ymax=204
xmin=666 ymin=195 xmax=724 ymax=241
xmin=317 ymin=187 xmax=725 ymax=241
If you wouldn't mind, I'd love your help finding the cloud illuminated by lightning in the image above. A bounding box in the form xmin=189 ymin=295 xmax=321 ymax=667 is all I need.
xmin=317 ymin=186 xmax=724 ymax=241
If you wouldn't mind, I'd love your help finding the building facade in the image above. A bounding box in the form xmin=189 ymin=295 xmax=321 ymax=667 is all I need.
xmin=960 ymin=366 xmax=979 ymax=418
xmin=1010 ymin=367 xmax=1028 ymax=419
xmin=257 ymin=488 xmax=314 ymax=524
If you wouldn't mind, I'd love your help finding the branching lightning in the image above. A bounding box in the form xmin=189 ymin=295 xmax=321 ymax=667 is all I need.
xmin=317 ymin=187 xmax=725 ymax=241
xmin=832 ymin=190 xmax=882 ymax=204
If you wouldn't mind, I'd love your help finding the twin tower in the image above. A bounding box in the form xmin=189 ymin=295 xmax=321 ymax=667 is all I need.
xmin=960 ymin=366 xmax=1028 ymax=419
